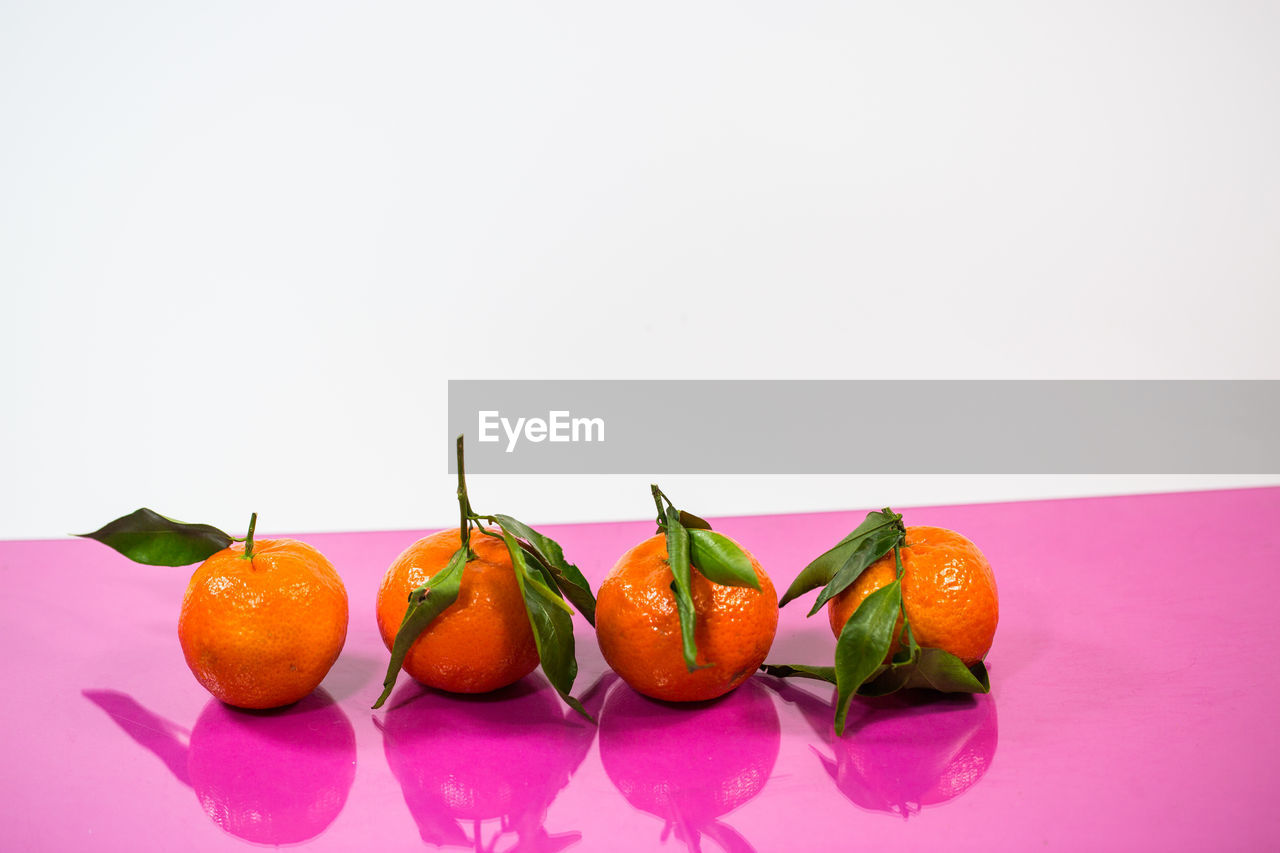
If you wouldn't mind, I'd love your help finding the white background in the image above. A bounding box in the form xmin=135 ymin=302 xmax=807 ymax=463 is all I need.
xmin=3 ymin=2 xmax=1278 ymax=540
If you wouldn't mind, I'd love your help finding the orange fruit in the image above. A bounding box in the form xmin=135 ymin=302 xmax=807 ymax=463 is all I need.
xmin=596 ymin=533 xmax=778 ymax=702
xmin=376 ymin=528 xmax=539 ymax=694
xmin=827 ymin=526 xmax=997 ymax=666
xmin=178 ymin=539 xmax=349 ymax=709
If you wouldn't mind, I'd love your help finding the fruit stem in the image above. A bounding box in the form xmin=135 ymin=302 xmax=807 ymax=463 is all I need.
xmin=650 ymin=484 xmax=669 ymax=528
xmin=242 ymin=512 xmax=257 ymax=561
xmin=883 ymin=507 xmax=906 ymax=536
xmin=456 ymin=435 xmax=476 ymax=560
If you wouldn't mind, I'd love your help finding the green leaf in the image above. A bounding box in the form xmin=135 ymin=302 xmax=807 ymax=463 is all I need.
xmin=857 ymin=642 xmax=920 ymax=697
xmin=678 ymin=509 xmax=713 ymax=530
xmin=807 ymin=523 xmax=905 ymax=617
xmin=76 ymin=508 xmax=234 ymax=567
xmin=904 ymin=648 xmax=991 ymax=693
xmin=778 ymin=509 xmax=902 ymax=608
xmin=372 ymin=546 xmax=468 ymax=709
xmin=857 ymin=665 xmax=913 ymax=697
xmin=519 ymin=541 xmax=563 ymax=596
xmin=501 ymin=528 xmax=591 ymax=721
xmin=492 ymin=514 xmax=596 ymax=626
xmin=664 ymin=505 xmax=704 ymax=672
xmin=758 ymin=663 xmax=837 ymax=684
xmin=688 ymin=529 xmax=760 ymax=590
xmin=834 ymin=580 xmax=902 ymax=735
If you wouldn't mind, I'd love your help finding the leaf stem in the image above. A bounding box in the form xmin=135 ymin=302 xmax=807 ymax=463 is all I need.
xmin=242 ymin=512 xmax=257 ymax=561
xmin=893 ymin=543 xmax=916 ymax=648
xmin=456 ymin=435 xmax=476 ymax=560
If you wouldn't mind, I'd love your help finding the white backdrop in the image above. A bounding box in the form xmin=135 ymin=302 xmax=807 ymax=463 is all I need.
xmin=3 ymin=2 xmax=1278 ymax=540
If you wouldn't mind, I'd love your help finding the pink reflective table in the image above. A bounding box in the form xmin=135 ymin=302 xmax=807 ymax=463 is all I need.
xmin=2 ymin=487 xmax=1278 ymax=851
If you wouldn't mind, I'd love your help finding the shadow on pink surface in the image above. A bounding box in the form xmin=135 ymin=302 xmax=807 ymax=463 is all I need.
xmin=598 ymin=679 xmax=781 ymax=853
xmin=375 ymin=672 xmax=611 ymax=852
xmin=766 ymin=678 xmax=998 ymax=819
xmin=83 ymin=688 xmax=357 ymax=845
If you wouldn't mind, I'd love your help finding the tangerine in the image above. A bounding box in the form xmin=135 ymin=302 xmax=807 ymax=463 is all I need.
xmin=826 ymin=526 xmax=997 ymax=666
xmin=376 ymin=528 xmax=539 ymax=694
xmin=178 ymin=538 xmax=349 ymax=709
xmin=596 ymin=533 xmax=777 ymax=702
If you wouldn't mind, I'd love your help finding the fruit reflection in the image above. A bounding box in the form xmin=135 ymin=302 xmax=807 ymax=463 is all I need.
xmin=767 ymin=679 xmax=997 ymax=818
xmin=599 ymin=679 xmax=781 ymax=853
xmin=376 ymin=673 xmax=609 ymax=851
xmin=84 ymin=688 xmax=356 ymax=844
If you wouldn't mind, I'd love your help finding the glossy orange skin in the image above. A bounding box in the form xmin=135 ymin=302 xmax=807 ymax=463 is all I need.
xmin=827 ymin=526 xmax=998 ymax=666
xmin=596 ymin=533 xmax=778 ymax=702
xmin=376 ymin=529 xmax=539 ymax=694
xmin=178 ymin=539 xmax=349 ymax=710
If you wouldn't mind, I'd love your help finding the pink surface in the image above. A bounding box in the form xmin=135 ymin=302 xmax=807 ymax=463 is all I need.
xmin=2 ymin=487 xmax=1278 ymax=851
